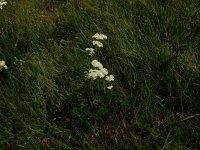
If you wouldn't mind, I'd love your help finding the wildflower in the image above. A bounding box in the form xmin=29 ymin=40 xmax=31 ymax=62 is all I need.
xmin=87 ymin=61 xmax=108 ymax=80
xmin=91 ymin=60 xmax=103 ymax=69
xmin=0 ymin=0 xmax=7 ymax=10
xmin=86 ymin=48 xmax=95 ymax=56
xmin=105 ymin=75 xmax=114 ymax=82
xmin=92 ymin=33 xmax=107 ymax=40
xmin=107 ymin=85 xmax=113 ymax=90
xmin=0 ymin=60 xmax=7 ymax=70
xmin=86 ymin=33 xmax=114 ymax=90
xmin=87 ymin=68 xmax=108 ymax=80
xmin=86 ymin=48 xmax=95 ymax=52
xmin=87 ymin=69 xmax=99 ymax=80
xmin=97 ymin=70 xmax=105 ymax=78
xmin=92 ymin=41 xmax=103 ymax=48
xmin=100 ymin=68 xmax=108 ymax=76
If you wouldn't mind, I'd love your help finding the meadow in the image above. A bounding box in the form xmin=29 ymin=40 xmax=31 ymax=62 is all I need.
xmin=0 ymin=0 xmax=200 ymax=149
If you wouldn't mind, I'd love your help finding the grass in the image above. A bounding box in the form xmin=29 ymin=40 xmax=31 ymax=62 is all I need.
xmin=0 ymin=0 xmax=200 ymax=149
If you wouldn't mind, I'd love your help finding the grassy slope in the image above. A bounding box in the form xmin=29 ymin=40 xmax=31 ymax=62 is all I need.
xmin=0 ymin=0 xmax=200 ymax=149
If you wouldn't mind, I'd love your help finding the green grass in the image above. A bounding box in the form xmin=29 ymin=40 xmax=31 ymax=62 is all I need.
xmin=0 ymin=0 xmax=200 ymax=149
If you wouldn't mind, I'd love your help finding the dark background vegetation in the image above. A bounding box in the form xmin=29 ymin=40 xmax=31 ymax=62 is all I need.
xmin=0 ymin=0 xmax=200 ymax=149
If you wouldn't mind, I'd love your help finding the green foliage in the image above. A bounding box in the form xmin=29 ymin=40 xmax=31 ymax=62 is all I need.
xmin=0 ymin=0 xmax=200 ymax=149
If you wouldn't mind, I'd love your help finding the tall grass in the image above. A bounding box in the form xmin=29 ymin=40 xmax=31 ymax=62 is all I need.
xmin=0 ymin=0 xmax=200 ymax=149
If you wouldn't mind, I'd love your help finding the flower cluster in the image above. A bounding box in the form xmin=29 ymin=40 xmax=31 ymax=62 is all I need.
xmin=88 ymin=59 xmax=114 ymax=89
xmin=85 ymin=33 xmax=107 ymax=56
xmin=88 ymin=60 xmax=108 ymax=80
xmin=92 ymin=33 xmax=108 ymax=40
xmin=92 ymin=41 xmax=103 ymax=48
xmin=0 ymin=60 xmax=7 ymax=70
xmin=0 ymin=0 xmax=7 ymax=10
xmin=85 ymin=48 xmax=95 ymax=56
xmin=85 ymin=33 xmax=114 ymax=89
xmin=92 ymin=33 xmax=107 ymax=48
xmin=105 ymin=75 xmax=114 ymax=82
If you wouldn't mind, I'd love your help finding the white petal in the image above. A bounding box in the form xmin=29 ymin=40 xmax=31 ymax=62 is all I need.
xmin=4 ymin=65 xmax=8 ymax=69
xmin=107 ymin=85 xmax=113 ymax=89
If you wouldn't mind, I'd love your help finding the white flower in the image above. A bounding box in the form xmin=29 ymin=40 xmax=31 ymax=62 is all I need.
xmin=0 ymin=0 xmax=7 ymax=10
xmin=88 ymin=60 xmax=110 ymax=80
xmin=86 ymin=48 xmax=95 ymax=52
xmin=91 ymin=60 xmax=103 ymax=69
xmin=105 ymin=75 xmax=114 ymax=82
xmin=107 ymin=85 xmax=113 ymax=90
xmin=88 ymin=69 xmax=99 ymax=80
xmin=87 ymin=69 xmax=106 ymax=80
xmin=97 ymin=70 xmax=104 ymax=78
xmin=4 ymin=65 xmax=8 ymax=69
xmin=0 ymin=60 xmax=8 ymax=70
xmin=0 ymin=60 xmax=5 ymax=66
xmin=100 ymin=68 xmax=108 ymax=76
xmin=85 ymin=48 xmax=95 ymax=56
xmin=92 ymin=41 xmax=103 ymax=48
xmin=87 ymin=68 xmax=108 ymax=80
xmin=92 ymin=33 xmax=107 ymax=40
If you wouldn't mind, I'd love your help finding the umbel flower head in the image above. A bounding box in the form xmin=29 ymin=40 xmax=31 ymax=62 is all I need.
xmin=85 ymin=48 xmax=95 ymax=56
xmin=0 ymin=60 xmax=8 ymax=70
xmin=0 ymin=0 xmax=7 ymax=10
xmin=88 ymin=60 xmax=108 ymax=80
xmin=91 ymin=60 xmax=103 ymax=69
xmin=88 ymin=69 xmax=103 ymax=80
xmin=105 ymin=75 xmax=114 ymax=82
xmin=92 ymin=41 xmax=103 ymax=48
xmin=92 ymin=33 xmax=108 ymax=40
xmin=87 ymin=68 xmax=108 ymax=80
xmin=107 ymin=85 xmax=113 ymax=90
